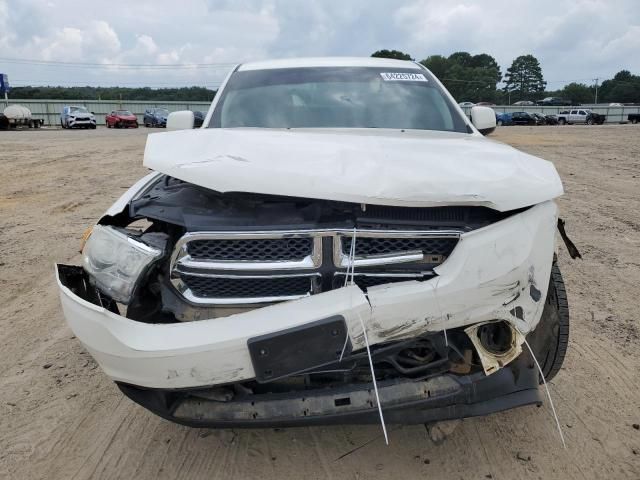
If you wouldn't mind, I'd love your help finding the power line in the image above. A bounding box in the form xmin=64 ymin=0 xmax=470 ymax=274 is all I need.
xmin=0 ymin=57 xmax=237 ymax=70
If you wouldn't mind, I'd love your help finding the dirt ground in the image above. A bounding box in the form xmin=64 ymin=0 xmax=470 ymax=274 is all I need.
xmin=0 ymin=124 xmax=639 ymax=479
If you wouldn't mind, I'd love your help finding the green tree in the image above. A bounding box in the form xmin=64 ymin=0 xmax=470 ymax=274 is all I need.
xmin=9 ymin=85 xmax=217 ymax=101
xmin=598 ymin=70 xmax=640 ymax=103
xmin=371 ymin=49 xmax=413 ymax=61
xmin=420 ymin=52 xmax=501 ymax=102
xmin=503 ymin=54 xmax=546 ymax=103
xmin=560 ymin=82 xmax=594 ymax=104
xmin=419 ymin=55 xmax=449 ymax=80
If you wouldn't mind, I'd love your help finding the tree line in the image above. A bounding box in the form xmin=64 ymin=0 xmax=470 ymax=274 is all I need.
xmin=8 ymin=85 xmax=217 ymax=102
xmin=7 ymin=52 xmax=640 ymax=104
xmin=372 ymin=49 xmax=640 ymax=104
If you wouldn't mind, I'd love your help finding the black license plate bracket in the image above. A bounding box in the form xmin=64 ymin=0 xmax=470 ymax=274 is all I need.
xmin=247 ymin=316 xmax=351 ymax=383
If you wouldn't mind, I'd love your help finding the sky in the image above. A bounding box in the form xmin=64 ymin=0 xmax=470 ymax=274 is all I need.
xmin=1 ymin=0 xmax=639 ymax=89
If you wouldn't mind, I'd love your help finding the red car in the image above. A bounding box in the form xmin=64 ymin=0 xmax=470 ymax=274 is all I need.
xmin=105 ymin=110 xmax=139 ymax=128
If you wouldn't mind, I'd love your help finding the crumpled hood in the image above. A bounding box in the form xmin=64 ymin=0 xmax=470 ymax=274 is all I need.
xmin=143 ymin=128 xmax=563 ymax=212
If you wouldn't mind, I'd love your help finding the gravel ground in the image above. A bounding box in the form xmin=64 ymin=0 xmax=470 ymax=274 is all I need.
xmin=0 ymin=125 xmax=639 ymax=479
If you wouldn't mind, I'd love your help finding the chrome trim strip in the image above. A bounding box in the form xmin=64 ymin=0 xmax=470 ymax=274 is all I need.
xmin=170 ymin=229 xmax=460 ymax=273
xmin=172 ymin=236 xmax=322 ymax=272
xmin=333 ymin=272 xmax=434 ymax=279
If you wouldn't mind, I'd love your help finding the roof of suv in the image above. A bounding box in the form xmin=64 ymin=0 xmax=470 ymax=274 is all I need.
xmin=237 ymin=56 xmax=421 ymax=71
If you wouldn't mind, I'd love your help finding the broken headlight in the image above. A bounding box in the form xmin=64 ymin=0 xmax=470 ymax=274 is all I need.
xmin=82 ymin=225 xmax=161 ymax=304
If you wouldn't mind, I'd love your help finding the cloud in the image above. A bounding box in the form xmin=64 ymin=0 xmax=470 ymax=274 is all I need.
xmin=0 ymin=0 xmax=638 ymax=88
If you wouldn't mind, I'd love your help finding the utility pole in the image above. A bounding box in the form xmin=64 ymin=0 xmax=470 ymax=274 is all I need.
xmin=593 ymin=78 xmax=599 ymax=105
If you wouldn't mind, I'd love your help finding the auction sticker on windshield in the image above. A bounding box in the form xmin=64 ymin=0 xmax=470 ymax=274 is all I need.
xmin=380 ymin=72 xmax=428 ymax=82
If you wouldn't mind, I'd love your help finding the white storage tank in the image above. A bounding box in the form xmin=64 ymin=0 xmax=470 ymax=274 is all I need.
xmin=3 ymin=105 xmax=33 ymax=120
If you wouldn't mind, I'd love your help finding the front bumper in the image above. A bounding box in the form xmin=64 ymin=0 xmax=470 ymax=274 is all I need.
xmin=69 ymin=118 xmax=96 ymax=127
xmin=56 ymin=201 xmax=557 ymax=391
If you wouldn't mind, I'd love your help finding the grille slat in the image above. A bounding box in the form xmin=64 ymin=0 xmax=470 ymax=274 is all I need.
xmin=181 ymin=275 xmax=313 ymax=299
xmin=187 ymin=237 xmax=313 ymax=261
xmin=342 ymin=237 xmax=457 ymax=257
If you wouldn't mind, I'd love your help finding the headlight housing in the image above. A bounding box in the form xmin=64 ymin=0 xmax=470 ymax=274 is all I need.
xmin=82 ymin=225 xmax=162 ymax=304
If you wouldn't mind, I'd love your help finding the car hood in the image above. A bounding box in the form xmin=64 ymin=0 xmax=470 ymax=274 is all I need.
xmin=143 ymin=128 xmax=563 ymax=212
xmin=116 ymin=115 xmax=137 ymax=120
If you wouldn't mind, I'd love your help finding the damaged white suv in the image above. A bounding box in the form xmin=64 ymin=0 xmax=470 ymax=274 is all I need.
xmin=57 ymin=57 xmax=572 ymax=429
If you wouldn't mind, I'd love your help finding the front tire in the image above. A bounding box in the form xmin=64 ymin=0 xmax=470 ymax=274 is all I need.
xmin=586 ymin=118 xmax=594 ymax=125
xmin=558 ymin=118 xmax=566 ymax=125
xmin=529 ymin=263 xmax=570 ymax=382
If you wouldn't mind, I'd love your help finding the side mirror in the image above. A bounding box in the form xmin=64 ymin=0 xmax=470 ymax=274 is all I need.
xmin=470 ymin=106 xmax=497 ymax=135
xmin=167 ymin=111 xmax=194 ymax=131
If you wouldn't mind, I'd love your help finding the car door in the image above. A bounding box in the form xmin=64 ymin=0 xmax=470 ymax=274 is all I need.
xmin=577 ymin=110 xmax=587 ymax=123
xmin=568 ymin=110 xmax=577 ymax=123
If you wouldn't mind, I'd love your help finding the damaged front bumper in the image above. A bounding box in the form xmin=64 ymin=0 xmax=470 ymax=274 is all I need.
xmin=56 ymin=201 xmax=557 ymax=425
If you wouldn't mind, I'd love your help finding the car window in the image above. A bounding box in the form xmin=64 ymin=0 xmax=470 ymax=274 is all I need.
xmin=570 ymin=110 xmax=577 ymax=115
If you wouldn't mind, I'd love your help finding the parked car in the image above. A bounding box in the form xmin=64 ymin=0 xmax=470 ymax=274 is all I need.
xmin=192 ymin=110 xmax=205 ymax=128
xmin=496 ymin=112 xmax=513 ymax=126
xmin=57 ymin=57 xmax=570 ymax=430
xmin=458 ymin=101 xmax=475 ymax=107
xmin=511 ymin=111 xmax=537 ymax=125
xmin=609 ymin=103 xmax=624 ymax=107
xmin=513 ymin=100 xmax=535 ymax=106
xmin=105 ymin=110 xmax=139 ymax=129
xmin=143 ymin=108 xmax=169 ymax=127
xmin=475 ymin=101 xmax=496 ymax=106
xmin=531 ymin=113 xmax=547 ymax=125
xmin=557 ymin=109 xmax=606 ymax=125
xmin=60 ymin=105 xmax=96 ymax=129
xmin=536 ymin=97 xmax=573 ymax=106
xmin=628 ymin=113 xmax=640 ymax=124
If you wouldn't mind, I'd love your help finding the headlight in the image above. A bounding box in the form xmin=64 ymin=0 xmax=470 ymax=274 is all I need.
xmin=82 ymin=225 xmax=162 ymax=304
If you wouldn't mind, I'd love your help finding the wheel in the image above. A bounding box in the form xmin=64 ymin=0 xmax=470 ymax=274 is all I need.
xmin=586 ymin=118 xmax=594 ymax=125
xmin=90 ymin=124 xmax=96 ymax=129
xmin=116 ymin=121 xmax=121 ymax=129
xmin=497 ymin=120 xmax=503 ymax=126
xmin=632 ymin=118 xmax=638 ymax=124
xmin=60 ymin=120 xmax=66 ymax=129
xmin=529 ymin=263 xmax=570 ymax=382
xmin=558 ymin=118 xmax=566 ymax=125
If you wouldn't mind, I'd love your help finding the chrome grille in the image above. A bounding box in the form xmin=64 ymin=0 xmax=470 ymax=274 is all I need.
xmin=169 ymin=229 xmax=461 ymax=306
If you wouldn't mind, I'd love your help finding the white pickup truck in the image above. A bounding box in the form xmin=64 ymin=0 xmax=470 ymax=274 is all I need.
xmin=557 ymin=109 xmax=606 ymax=125
xmin=56 ymin=57 xmax=574 ymax=430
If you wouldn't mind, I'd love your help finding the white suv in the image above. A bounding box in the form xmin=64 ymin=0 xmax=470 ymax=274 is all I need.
xmin=57 ymin=57 xmax=571 ymax=429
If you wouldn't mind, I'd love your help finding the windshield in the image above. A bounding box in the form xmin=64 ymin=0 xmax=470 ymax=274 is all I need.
xmin=209 ymin=67 xmax=468 ymax=133
xmin=156 ymin=109 xmax=168 ymax=116
xmin=70 ymin=107 xmax=88 ymax=114
xmin=116 ymin=110 xmax=133 ymax=115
